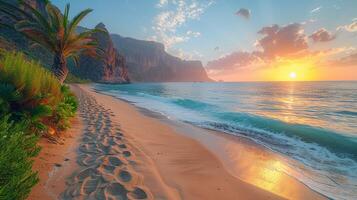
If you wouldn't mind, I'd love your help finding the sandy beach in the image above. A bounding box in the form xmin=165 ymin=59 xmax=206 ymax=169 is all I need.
xmin=27 ymin=84 xmax=326 ymax=200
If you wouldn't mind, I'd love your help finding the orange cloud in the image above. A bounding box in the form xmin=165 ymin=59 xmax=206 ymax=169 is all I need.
xmin=256 ymin=23 xmax=308 ymax=59
xmin=206 ymin=22 xmax=355 ymax=81
xmin=309 ymin=28 xmax=336 ymax=42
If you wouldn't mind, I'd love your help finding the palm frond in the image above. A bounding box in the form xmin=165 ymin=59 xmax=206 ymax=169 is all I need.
xmin=66 ymin=8 xmax=93 ymax=38
xmin=69 ymin=54 xmax=80 ymax=67
xmin=63 ymin=4 xmax=70 ymax=32
xmin=14 ymin=26 xmax=56 ymax=51
xmin=0 ymin=0 xmax=34 ymax=21
xmin=46 ymin=3 xmax=63 ymax=32
xmin=19 ymin=1 xmax=53 ymax=33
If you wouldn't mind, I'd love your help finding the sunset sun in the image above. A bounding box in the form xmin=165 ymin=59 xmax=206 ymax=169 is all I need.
xmin=289 ymin=72 xmax=297 ymax=79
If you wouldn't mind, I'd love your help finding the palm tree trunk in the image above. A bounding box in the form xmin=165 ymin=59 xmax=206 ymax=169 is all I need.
xmin=52 ymin=53 xmax=68 ymax=84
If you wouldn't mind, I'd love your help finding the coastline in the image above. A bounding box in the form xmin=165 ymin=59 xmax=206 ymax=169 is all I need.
xmin=84 ymin=84 xmax=325 ymax=199
xmin=28 ymin=84 xmax=325 ymax=199
xmin=80 ymin=84 xmax=283 ymax=200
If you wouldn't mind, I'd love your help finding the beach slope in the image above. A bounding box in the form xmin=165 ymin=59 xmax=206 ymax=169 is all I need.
xmin=74 ymin=84 xmax=283 ymax=200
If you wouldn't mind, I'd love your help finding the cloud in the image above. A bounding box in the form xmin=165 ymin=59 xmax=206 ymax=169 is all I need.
xmin=301 ymin=19 xmax=317 ymax=25
xmin=169 ymin=48 xmax=203 ymax=60
xmin=328 ymin=52 xmax=357 ymax=67
xmin=206 ymin=21 xmax=355 ymax=79
xmin=206 ymin=51 xmax=261 ymax=71
xmin=207 ymin=23 xmax=310 ymax=71
xmin=186 ymin=30 xmax=201 ymax=37
xmin=256 ymin=23 xmax=308 ymax=59
xmin=310 ymin=6 xmax=322 ymax=13
xmin=157 ymin=0 xmax=168 ymax=7
xmin=235 ymin=8 xmax=251 ymax=19
xmin=206 ymin=23 xmax=325 ymax=72
xmin=309 ymin=28 xmax=336 ymax=42
xmin=151 ymin=0 xmax=213 ymax=48
xmin=338 ymin=21 xmax=357 ymax=32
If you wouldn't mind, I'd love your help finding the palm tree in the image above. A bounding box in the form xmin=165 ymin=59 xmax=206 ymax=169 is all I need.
xmin=0 ymin=0 xmax=102 ymax=83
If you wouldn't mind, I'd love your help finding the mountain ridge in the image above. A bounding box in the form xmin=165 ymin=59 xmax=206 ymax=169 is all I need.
xmin=110 ymin=33 xmax=213 ymax=82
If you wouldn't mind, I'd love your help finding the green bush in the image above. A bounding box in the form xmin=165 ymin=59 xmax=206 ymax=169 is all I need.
xmin=64 ymin=73 xmax=91 ymax=84
xmin=54 ymin=85 xmax=78 ymax=130
xmin=0 ymin=116 xmax=40 ymax=200
xmin=0 ymin=51 xmax=78 ymax=133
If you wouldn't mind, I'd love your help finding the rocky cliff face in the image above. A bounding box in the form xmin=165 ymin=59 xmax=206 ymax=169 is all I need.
xmin=0 ymin=0 xmax=52 ymax=67
xmin=111 ymin=34 xmax=212 ymax=82
xmin=71 ymin=23 xmax=130 ymax=83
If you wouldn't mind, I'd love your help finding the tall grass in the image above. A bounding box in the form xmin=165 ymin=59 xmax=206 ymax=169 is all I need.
xmin=0 ymin=51 xmax=62 ymax=107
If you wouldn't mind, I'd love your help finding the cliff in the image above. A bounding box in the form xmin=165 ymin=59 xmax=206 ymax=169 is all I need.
xmin=72 ymin=23 xmax=130 ymax=83
xmin=0 ymin=0 xmax=212 ymax=83
xmin=0 ymin=1 xmax=130 ymax=84
xmin=111 ymin=34 xmax=212 ymax=82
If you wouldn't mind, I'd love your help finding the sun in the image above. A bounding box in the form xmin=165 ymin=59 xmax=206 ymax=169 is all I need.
xmin=289 ymin=72 xmax=297 ymax=79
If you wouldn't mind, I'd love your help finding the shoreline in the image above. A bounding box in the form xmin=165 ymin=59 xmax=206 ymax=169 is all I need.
xmin=87 ymin=84 xmax=325 ymax=199
xmin=93 ymin=84 xmax=326 ymax=200
xmin=28 ymin=84 xmax=325 ymax=199
xmin=78 ymin=84 xmax=283 ymax=199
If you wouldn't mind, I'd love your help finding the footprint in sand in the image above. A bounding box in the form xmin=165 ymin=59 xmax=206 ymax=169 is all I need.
xmin=62 ymin=89 xmax=150 ymax=200
xmin=129 ymin=187 xmax=148 ymax=199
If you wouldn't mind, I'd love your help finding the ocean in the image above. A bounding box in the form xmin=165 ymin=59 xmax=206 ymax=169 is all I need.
xmin=95 ymin=81 xmax=357 ymax=199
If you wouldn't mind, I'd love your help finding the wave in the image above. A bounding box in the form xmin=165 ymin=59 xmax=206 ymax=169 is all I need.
xmin=168 ymin=97 xmax=357 ymax=159
xmin=171 ymin=98 xmax=216 ymax=110
xmin=213 ymin=112 xmax=357 ymax=159
xmin=336 ymin=110 xmax=357 ymax=116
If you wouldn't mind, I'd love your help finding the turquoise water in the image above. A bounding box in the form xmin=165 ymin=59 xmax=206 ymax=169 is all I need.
xmin=95 ymin=81 xmax=357 ymax=199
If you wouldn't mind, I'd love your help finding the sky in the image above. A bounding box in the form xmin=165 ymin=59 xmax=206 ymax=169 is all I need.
xmin=51 ymin=0 xmax=357 ymax=81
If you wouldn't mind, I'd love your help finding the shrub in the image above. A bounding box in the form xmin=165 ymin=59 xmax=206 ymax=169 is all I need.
xmin=0 ymin=116 xmax=40 ymax=200
xmin=0 ymin=51 xmax=78 ymax=134
xmin=53 ymin=85 xmax=78 ymax=130
xmin=64 ymin=73 xmax=91 ymax=84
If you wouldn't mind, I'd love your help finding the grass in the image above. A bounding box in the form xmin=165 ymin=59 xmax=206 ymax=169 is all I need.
xmin=0 ymin=51 xmax=62 ymax=107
